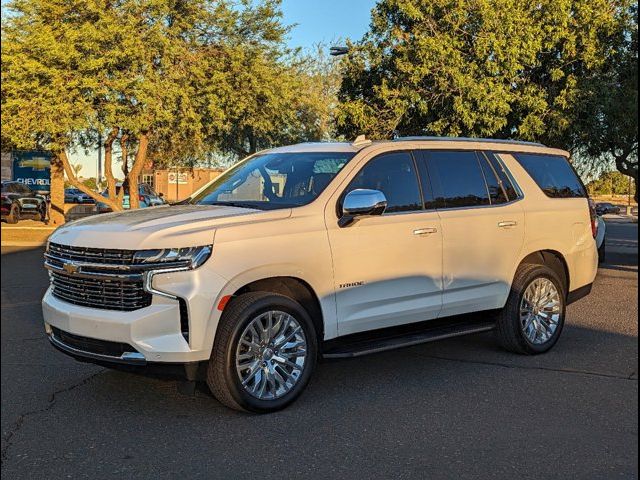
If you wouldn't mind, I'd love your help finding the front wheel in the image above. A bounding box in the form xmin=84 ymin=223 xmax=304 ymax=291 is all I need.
xmin=207 ymin=292 xmax=317 ymax=413
xmin=496 ymin=264 xmax=566 ymax=355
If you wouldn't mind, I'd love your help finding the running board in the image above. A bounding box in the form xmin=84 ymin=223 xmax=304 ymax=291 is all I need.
xmin=322 ymin=320 xmax=495 ymax=359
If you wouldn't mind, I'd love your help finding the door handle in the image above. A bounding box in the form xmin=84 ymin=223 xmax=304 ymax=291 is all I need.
xmin=498 ymin=221 xmax=518 ymax=228
xmin=413 ymin=227 xmax=438 ymax=236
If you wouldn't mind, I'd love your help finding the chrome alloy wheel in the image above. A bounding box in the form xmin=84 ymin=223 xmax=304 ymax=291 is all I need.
xmin=520 ymin=278 xmax=562 ymax=345
xmin=235 ymin=310 xmax=308 ymax=400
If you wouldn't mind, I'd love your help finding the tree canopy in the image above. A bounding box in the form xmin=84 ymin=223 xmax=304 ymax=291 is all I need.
xmin=569 ymin=5 xmax=637 ymax=198
xmin=1 ymin=0 xmax=334 ymax=220
xmin=337 ymin=0 xmax=626 ymax=139
xmin=336 ymin=0 xmax=637 ymax=197
xmin=586 ymin=170 xmax=636 ymax=197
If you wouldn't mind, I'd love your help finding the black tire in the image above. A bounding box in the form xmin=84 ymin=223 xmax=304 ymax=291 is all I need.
xmin=207 ymin=292 xmax=318 ymax=413
xmin=495 ymin=263 xmax=566 ymax=355
xmin=598 ymin=240 xmax=606 ymax=264
xmin=6 ymin=203 xmax=19 ymax=224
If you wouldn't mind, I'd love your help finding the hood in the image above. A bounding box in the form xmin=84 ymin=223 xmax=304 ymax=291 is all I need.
xmin=50 ymin=204 xmax=292 ymax=250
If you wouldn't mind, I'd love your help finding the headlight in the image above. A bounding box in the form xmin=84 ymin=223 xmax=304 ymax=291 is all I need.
xmin=133 ymin=245 xmax=212 ymax=269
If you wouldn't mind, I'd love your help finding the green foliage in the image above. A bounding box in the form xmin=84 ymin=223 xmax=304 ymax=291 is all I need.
xmin=1 ymin=0 xmax=336 ymax=213
xmin=569 ymin=5 xmax=637 ymax=198
xmin=209 ymin=45 xmax=341 ymax=157
xmin=82 ymin=177 xmax=98 ymax=191
xmin=587 ymin=171 xmax=636 ymax=196
xmin=336 ymin=0 xmax=627 ymax=145
xmin=64 ymin=177 xmax=97 ymax=191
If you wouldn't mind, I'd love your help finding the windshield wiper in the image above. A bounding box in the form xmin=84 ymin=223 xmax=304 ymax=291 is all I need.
xmin=206 ymin=201 xmax=265 ymax=210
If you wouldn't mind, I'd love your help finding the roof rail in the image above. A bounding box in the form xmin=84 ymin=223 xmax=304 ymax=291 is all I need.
xmin=393 ymin=136 xmax=545 ymax=147
xmin=352 ymin=135 xmax=372 ymax=148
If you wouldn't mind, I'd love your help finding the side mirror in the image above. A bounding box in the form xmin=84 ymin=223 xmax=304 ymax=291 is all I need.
xmin=339 ymin=189 xmax=387 ymax=227
xmin=158 ymin=192 xmax=164 ymax=197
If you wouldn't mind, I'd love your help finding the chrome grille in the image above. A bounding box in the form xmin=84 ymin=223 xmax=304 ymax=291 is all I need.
xmin=49 ymin=271 xmax=151 ymax=311
xmin=48 ymin=242 xmax=135 ymax=265
xmin=46 ymin=243 xmax=151 ymax=311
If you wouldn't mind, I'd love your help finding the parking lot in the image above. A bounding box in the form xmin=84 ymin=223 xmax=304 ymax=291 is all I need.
xmin=1 ymin=219 xmax=637 ymax=479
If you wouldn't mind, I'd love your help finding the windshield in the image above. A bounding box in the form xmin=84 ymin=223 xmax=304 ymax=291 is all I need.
xmin=190 ymin=152 xmax=354 ymax=210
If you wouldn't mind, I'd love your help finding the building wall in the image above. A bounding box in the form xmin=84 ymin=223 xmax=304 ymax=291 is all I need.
xmin=1 ymin=152 xmax=13 ymax=182
xmin=147 ymin=169 xmax=224 ymax=202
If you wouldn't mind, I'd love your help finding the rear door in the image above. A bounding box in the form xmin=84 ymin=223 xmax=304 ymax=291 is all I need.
xmin=418 ymin=150 xmax=525 ymax=316
xmin=325 ymin=151 xmax=443 ymax=335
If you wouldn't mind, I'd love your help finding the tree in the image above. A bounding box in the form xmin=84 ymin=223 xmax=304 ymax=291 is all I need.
xmin=336 ymin=0 xmax=626 ymax=147
xmin=587 ymin=171 xmax=636 ymax=197
xmin=570 ymin=6 xmax=638 ymax=200
xmin=210 ymin=45 xmax=341 ymax=158
xmin=1 ymin=0 xmax=292 ymax=220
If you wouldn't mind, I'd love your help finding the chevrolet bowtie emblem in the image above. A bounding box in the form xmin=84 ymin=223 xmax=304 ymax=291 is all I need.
xmin=63 ymin=263 xmax=79 ymax=274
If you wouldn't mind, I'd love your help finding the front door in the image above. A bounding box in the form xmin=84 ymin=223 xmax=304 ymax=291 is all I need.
xmin=325 ymin=151 xmax=443 ymax=336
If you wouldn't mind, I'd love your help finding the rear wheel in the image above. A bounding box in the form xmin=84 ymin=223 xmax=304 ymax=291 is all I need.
xmin=207 ymin=292 xmax=317 ymax=413
xmin=6 ymin=203 xmax=19 ymax=224
xmin=496 ymin=264 xmax=566 ymax=355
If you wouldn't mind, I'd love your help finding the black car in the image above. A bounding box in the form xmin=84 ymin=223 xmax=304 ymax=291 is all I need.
xmin=595 ymin=202 xmax=621 ymax=215
xmin=1 ymin=181 xmax=48 ymax=224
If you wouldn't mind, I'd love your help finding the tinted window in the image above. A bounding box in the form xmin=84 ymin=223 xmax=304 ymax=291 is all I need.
xmin=478 ymin=155 xmax=508 ymax=204
xmin=426 ymin=151 xmax=490 ymax=208
xmin=515 ymin=153 xmax=586 ymax=198
xmin=345 ymin=152 xmax=422 ymax=213
xmin=485 ymin=152 xmax=520 ymax=201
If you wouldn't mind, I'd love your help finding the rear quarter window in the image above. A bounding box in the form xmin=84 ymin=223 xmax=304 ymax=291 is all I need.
xmin=514 ymin=153 xmax=586 ymax=198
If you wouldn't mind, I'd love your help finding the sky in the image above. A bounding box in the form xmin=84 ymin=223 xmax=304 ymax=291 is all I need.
xmin=64 ymin=0 xmax=376 ymax=178
xmin=281 ymin=0 xmax=374 ymax=50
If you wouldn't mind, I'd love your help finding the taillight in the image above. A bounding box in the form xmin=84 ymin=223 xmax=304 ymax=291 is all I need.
xmin=588 ymin=199 xmax=597 ymax=238
xmin=139 ymin=194 xmax=145 ymax=202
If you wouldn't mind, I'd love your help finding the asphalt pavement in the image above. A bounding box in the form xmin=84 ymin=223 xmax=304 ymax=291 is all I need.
xmin=1 ymin=219 xmax=637 ymax=479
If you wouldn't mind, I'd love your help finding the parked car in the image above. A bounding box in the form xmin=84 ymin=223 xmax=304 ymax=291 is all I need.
xmin=96 ymin=183 xmax=165 ymax=213
xmin=43 ymin=137 xmax=598 ymax=413
xmin=1 ymin=181 xmax=47 ymax=224
xmin=595 ymin=202 xmax=621 ymax=215
xmin=591 ymin=201 xmax=607 ymax=264
xmin=64 ymin=188 xmax=95 ymax=204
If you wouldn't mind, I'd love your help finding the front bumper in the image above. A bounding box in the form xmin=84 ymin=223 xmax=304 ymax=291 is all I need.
xmin=42 ymin=266 xmax=229 ymax=364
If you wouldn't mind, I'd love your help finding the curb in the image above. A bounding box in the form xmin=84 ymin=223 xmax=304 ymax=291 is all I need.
xmin=1 ymin=241 xmax=48 ymax=247
xmin=1 ymin=226 xmax=57 ymax=230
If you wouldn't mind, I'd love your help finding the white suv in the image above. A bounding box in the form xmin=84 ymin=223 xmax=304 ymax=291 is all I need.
xmin=42 ymin=137 xmax=598 ymax=412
